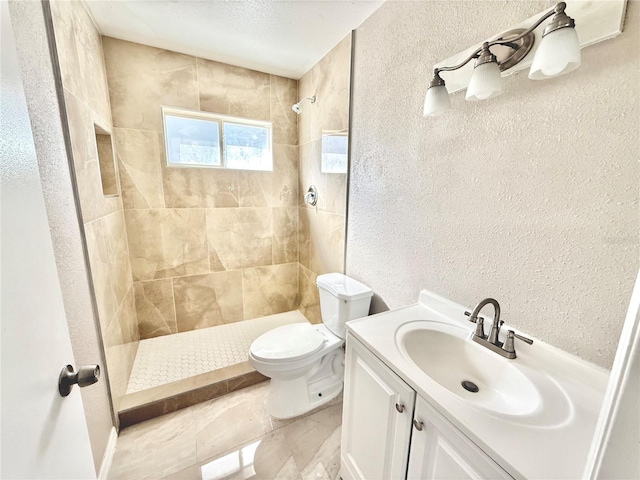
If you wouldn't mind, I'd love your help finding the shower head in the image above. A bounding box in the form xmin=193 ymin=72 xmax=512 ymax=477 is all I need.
xmin=291 ymin=95 xmax=316 ymax=115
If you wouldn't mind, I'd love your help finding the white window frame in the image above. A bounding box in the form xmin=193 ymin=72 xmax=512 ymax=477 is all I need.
xmin=162 ymin=106 xmax=273 ymax=171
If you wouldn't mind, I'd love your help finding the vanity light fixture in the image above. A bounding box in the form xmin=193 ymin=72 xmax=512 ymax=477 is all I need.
xmin=423 ymin=2 xmax=580 ymax=116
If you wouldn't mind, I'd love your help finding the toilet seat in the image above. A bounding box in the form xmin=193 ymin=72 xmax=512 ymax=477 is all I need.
xmin=250 ymin=323 xmax=325 ymax=363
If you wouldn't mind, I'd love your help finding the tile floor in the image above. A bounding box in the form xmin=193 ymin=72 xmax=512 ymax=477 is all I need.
xmin=109 ymin=381 xmax=343 ymax=480
xmin=127 ymin=311 xmax=308 ymax=393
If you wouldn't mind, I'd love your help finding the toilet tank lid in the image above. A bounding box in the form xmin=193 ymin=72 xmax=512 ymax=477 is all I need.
xmin=316 ymin=273 xmax=373 ymax=301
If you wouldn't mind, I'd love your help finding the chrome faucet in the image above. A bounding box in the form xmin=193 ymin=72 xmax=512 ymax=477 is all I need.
xmin=465 ymin=298 xmax=533 ymax=359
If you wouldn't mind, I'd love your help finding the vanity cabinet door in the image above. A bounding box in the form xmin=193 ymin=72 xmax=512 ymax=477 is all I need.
xmin=407 ymin=396 xmax=513 ymax=480
xmin=340 ymin=335 xmax=416 ymax=480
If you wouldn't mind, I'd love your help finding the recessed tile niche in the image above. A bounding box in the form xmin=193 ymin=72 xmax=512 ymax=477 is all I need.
xmin=94 ymin=124 xmax=119 ymax=196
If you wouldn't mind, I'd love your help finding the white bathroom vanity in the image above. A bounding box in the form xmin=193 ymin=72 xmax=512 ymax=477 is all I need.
xmin=339 ymin=291 xmax=610 ymax=479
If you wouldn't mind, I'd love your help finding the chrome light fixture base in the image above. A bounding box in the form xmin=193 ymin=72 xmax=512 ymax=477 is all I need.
xmin=491 ymin=28 xmax=535 ymax=72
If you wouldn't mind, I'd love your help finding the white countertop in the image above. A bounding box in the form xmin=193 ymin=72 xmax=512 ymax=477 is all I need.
xmin=346 ymin=290 xmax=610 ymax=479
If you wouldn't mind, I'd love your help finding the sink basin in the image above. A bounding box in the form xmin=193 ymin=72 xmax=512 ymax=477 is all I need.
xmin=396 ymin=321 xmax=542 ymax=416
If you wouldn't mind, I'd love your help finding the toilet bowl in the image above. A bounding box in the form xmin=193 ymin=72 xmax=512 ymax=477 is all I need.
xmin=248 ymin=273 xmax=373 ymax=419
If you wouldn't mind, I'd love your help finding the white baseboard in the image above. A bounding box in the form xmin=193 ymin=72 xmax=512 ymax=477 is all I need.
xmin=98 ymin=427 xmax=118 ymax=480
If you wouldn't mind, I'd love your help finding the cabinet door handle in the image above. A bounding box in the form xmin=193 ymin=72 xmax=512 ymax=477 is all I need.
xmin=395 ymin=403 xmax=405 ymax=413
xmin=413 ymin=419 xmax=424 ymax=431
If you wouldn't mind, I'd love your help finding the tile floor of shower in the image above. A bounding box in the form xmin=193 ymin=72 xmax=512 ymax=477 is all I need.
xmin=126 ymin=310 xmax=308 ymax=394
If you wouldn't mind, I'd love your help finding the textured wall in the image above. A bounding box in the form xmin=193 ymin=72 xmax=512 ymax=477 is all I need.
xmin=298 ymin=34 xmax=352 ymax=323
xmin=50 ymin=0 xmax=139 ymax=420
xmin=102 ymin=38 xmax=301 ymax=338
xmin=347 ymin=1 xmax=639 ymax=368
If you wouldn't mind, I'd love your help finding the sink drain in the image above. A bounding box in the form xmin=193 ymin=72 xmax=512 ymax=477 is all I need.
xmin=461 ymin=380 xmax=479 ymax=393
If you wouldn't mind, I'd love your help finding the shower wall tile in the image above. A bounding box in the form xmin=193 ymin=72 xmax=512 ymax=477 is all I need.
xmin=242 ymin=263 xmax=299 ymax=319
xmin=298 ymin=35 xmax=351 ymax=146
xmin=298 ymin=188 xmax=346 ymax=275
xmin=173 ymin=271 xmax=244 ymax=331
xmin=103 ymin=37 xmax=199 ymax=131
xmin=238 ymin=144 xmax=299 ymax=208
xmin=103 ymin=38 xmax=302 ymax=338
xmin=206 ymin=208 xmax=273 ymax=270
xmin=117 ymin=286 xmax=140 ymax=345
xmin=114 ymin=128 xmax=165 ymax=209
xmin=51 ymin=0 xmax=112 ymax=123
xmin=125 ymin=209 xmax=209 ymax=281
xmin=134 ymin=279 xmax=177 ymax=339
xmin=64 ymin=91 xmax=122 ymax=223
xmin=84 ymin=211 xmax=133 ymax=328
xmin=299 ymin=139 xmax=324 ymax=208
xmin=270 ymin=75 xmax=298 ymax=145
xmin=296 ymin=34 xmax=350 ymax=312
xmin=298 ymin=264 xmax=321 ymax=324
xmin=326 ymin=172 xmax=348 ymax=216
xmin=273 ymin=144 xmax=299 ymax=208
xmin=238 ymin=171 xmax=272 ymax=208
xmin=273 ymin=207 xmax=298 ymax=264
xmin=197 ymin=58 xmax=271 ymax=121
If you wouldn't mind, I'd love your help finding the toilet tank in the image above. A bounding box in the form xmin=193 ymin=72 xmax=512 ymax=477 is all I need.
xmin=316 ymin=273 xmax=373 ymax=340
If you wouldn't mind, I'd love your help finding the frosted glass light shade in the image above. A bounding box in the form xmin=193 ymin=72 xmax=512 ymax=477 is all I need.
xmin=465 ymin=61 xmax=502 ymax=101
xmin=423 ymin=85 xmax=451 ymax=117
xmin=529 ymin=27 xmax=581 ymax=80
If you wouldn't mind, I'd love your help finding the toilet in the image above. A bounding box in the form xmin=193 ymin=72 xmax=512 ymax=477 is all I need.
xmin=248 ymin=273 xmax=373 ymax=419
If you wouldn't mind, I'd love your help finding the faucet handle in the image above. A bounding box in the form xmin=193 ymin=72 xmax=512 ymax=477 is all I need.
xmin=503 ymin=330 xmax=534 ymax=355
xmin=473 ymin=317 xmax=486 ymax=339
xmin=464 ymin=311 xmax=485 ymax=323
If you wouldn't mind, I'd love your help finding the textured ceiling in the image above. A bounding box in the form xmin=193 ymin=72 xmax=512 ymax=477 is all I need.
xmin=85 ymin=0 xmax=383 ymax=79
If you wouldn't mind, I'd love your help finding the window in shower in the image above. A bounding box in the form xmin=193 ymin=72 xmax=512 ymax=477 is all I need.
xmin=162 ymin=106 xmax=272 ymax=171
xmin=321 ymin=130 xmax=348 ymax=173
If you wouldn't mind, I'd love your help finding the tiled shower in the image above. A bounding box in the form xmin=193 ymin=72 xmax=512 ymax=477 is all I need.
xmin=50 ymin=0 xmax=352 ymax=426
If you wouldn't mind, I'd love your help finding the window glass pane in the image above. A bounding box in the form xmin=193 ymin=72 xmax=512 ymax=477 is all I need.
xmin=224 ymin=123 xmax=272 ymax=171
xmin=321 ymin=134 xmax=348 ymax=173
xmin=165 ymin=114 xmax=221 ymax=166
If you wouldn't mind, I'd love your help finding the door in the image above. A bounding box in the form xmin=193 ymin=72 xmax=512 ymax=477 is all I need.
xmin=0 ymin=1 xmax=96 ymax=477
xmin=340 ymin=335 xmax=416 ymax=480
xmin=407 ymin=396 xmax=512 ymax=480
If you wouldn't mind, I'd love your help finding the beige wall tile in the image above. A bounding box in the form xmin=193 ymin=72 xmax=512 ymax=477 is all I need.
xmin=270 ymin=75 xmax=298 ymax=145
xmin=104 ymin=287 xmax=139 ymax=412
xmin=51 ymin=0 xmax=112 ymax=123
xmin=173 ymin=271 xmax=244 ymax=331
xmin=64 ymin=91 xmax=122 ymax=223
xmin=238 ymin=144 xmax=299 ymax=208
xmin=117 ymin=285 xmax=140 ymax=345
xmin=273 ymin=207 xmax=298 ymax=264
xmin=84 ymin=211 xmax=132 ymax=330
xmin=273 ymin=144 xmax=299 ymax=208
xmin=114 ymin=128 xmax=165 ymax=209
xmin=103 ymin=37 xmax=199 ymax=131
xmin=298 ymin=35 xmax=351 ymax=145
xmin=298 ymin=264 xmax=321 ymax=324
xmin=134 ymin=279 xmax=178 ymax=339
xmin=325 ymin=172 xmax=347 ymax=215
xmin=299 ymin=208 xmax=345 ymax=276
xmin=206 ymin=208 xmax=273 ymax=270
xmin=238 ymin=171 xmax=271 ymax=208
xmin=242 ymin=263 xmax=298 ymax=319
xmin=197 ymin=58 xmax=270 ymax=120
xmin=125 ymin=209 xmax=208 ymax=281
xmin=299 ymin=139 xmax=325 ymax=208
xmin=162 ymin=163 xmax=239 ymax=208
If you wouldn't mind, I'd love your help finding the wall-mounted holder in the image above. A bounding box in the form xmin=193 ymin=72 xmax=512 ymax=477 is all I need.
xmin=304 ymin=185 xmax=318 ymax=207
xmin=58 ymin=364 xmax=100 ymax=397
